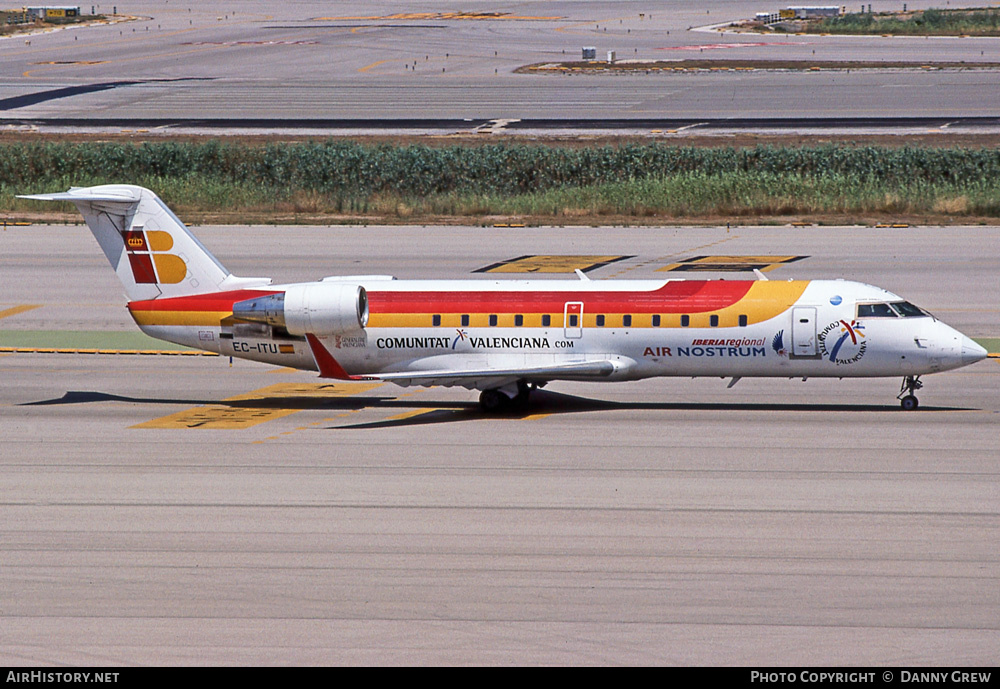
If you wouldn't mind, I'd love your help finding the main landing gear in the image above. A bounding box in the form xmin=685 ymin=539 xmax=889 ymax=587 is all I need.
xmin=479 ymin=381 xmax=535 ymax=413
xmin=898 ymin=375 xmax=923 ymax=411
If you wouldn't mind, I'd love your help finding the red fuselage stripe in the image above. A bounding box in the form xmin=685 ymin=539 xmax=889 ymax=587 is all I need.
xmin=367 ymin=281 xmax=753 ymax=314
xmin=128 ymin=281 xmax=756 ymax=317
xmin=128 ymin=290 xmax=280 ymax=313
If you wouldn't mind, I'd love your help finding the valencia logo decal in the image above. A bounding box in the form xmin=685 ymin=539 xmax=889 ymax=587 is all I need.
xmin=818 ymin=319 xmax=867 ymax=365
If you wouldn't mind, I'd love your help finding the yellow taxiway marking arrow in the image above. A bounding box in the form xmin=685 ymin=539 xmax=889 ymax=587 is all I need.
xmin=657 ymin=255 xmax=808 ymax=273
xmin=476 ymin=255 xmax=630 ymax=274
xmin=132 ymin=381 xmax=383 ymax=429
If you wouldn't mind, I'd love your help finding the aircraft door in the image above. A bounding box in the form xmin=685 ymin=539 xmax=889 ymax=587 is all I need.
xmin=790 ymin=306 xmax=820 ymax=358
xmin=564 ymin=301 xmax=583 ymax=339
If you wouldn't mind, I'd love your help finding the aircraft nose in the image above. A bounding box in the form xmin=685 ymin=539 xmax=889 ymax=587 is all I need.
xmin=962 ymin=337 xmax=988 ymax=366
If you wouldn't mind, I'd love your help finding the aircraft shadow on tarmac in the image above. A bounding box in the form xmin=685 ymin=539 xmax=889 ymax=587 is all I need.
xmin=334 ymin=390 xmax=972 ymax=429
xmin=22 ymin=390 xmax=386 ymax=411
xmin=22 ymin=389 xmax=972 ymax=429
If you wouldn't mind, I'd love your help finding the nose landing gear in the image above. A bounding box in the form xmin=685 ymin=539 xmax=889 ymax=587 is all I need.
xmin=898 ymin=375 xmax=923 ymax=411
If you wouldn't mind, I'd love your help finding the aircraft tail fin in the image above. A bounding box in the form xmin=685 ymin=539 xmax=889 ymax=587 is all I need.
xmin=19 ymin=184 xmax=270 ymax=301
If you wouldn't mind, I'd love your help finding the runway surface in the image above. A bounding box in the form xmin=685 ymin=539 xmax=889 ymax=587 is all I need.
xmin=1 ymin=223 xmax=997 ymax=664
xmin=2 ymin=1 xmax=1000 ymax=126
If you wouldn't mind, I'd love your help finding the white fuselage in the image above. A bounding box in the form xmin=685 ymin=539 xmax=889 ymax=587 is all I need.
xmin=25 ymin=185 xmax=985 ymax=404
xmin=131 ymin=277 xmax=985 ymax=387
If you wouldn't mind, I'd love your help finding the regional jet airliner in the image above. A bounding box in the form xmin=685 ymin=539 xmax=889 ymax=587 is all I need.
xmin=22 ymin=185 xmax=987 ymax=411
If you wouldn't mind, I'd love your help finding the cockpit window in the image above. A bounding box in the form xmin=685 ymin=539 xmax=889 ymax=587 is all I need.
xmin=856 ymin=302 xmax=897 ymax=318
xmin=889 ymin=301 xmax=929 ymax=318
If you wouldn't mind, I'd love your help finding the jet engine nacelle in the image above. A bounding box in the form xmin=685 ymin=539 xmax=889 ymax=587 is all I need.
xmin=232 ymin=283 xmax=368 ymax=336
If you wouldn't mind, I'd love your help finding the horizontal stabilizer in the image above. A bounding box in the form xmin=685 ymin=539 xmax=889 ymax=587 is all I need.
xmin=18 ymin=188 xmax=141 ymax=203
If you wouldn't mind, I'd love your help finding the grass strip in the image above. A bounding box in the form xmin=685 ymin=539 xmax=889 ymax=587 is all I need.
xmin=0 ymin=330 xmax=194 ymax=350
xmin=974 ymin=338 xmax=1000 ymax=354
xmin=523 ymin=60 xmax=1000 ymax=73
xmin=803 ymin=8 xmax=1000 ymax=37
xmin=4 ymin=141 xmax=1000 ymax=223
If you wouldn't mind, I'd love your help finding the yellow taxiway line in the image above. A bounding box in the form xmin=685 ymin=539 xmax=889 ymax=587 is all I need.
xmin=0 ymin=304 xmax=43 ymax=320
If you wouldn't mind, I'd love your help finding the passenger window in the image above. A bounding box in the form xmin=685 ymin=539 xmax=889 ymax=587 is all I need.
xmin=542 ymin=314 xmax=551 ymax=327
xmin=432 ymin=315 xmax=441 ymax=327
xmin=652 ymin=315 xmax=661 ymax=327
xmin=596 ymin=315 xmax=605 ymax=327
xmin=569 ymin=314 xmax=578 ymax=327
xmin=710 ymin=315 xmax=719 ymax=327
xmin=489 ymin=314 xmax=498 ymax=326
xmin=623 ymin=315 xmax=632 ymax=327
xmin=738 ymin=315 xmax=747 ymax=327
xmin=681 ymin=315 xmax=690 ymax=327
xmin=461 ymin=314 xmax=469 ymax=327
xmin=514 ymin=314 xmax=523 ymax=327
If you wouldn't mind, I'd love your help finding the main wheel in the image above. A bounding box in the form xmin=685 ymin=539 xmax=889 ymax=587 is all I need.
xmin=900 ymin=395 xmax=919 ymax=411
xmin=511 ymin=381 xmax=532 ymax=410
xmin=479 ymin=389 xmax=507 ymax=413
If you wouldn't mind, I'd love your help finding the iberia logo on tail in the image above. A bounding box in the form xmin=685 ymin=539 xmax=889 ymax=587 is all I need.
xmin=122 ymin=227 xmax=187 ymax=284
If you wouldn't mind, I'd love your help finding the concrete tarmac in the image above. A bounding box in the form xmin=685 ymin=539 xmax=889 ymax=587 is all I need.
xmin=1 ymin=223 xmax=997 ymax=664
xmin=2 ymin=1 xmax=1000 ymax=124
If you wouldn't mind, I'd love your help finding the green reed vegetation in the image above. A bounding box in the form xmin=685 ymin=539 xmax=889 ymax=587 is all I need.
xmin=806 ymin=7 xmax=1000 ymax=36
xmin=3 ymin=140 xmax=1000 ymax=221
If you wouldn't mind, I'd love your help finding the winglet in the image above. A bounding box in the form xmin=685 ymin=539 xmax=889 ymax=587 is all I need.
xmin=753 ymin=269 xmax=768 ymax=281
xmin=575 ymin=269 xmax=591 ymax=281
xmin=305 ymin=334 xmax=356 ymax=380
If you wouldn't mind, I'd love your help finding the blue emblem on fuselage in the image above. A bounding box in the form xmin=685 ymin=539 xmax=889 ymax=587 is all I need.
xmin=830 ymin=295 xmax=843 ymax=306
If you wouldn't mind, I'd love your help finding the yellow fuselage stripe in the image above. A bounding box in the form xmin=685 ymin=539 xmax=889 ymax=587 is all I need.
xmin=366 ymin=282 xmax=808 ymax=329
xmin=130 ymin=310 xmax=231 ymax=327
xmin=130 ymin=282 xmax=808 ymax=330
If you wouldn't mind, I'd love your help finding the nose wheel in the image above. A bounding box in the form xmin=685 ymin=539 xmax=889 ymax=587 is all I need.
xmin=897 ymin=375 xmax=923 ymax=411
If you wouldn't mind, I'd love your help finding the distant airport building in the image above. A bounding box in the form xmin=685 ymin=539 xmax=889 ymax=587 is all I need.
xmin=24 ymin=6 xmax=80 ymax=19
xmin=757 ymin=6 xmax=843 ymax=23
xmin=786 ymin=6 xmax=844 ymax=19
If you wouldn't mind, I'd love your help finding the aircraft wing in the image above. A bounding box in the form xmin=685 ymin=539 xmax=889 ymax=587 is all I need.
xmin=360 ymin=359 xmax=616 ymax=390
xmin=305 ymin=334 xmax=616 ymax=389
